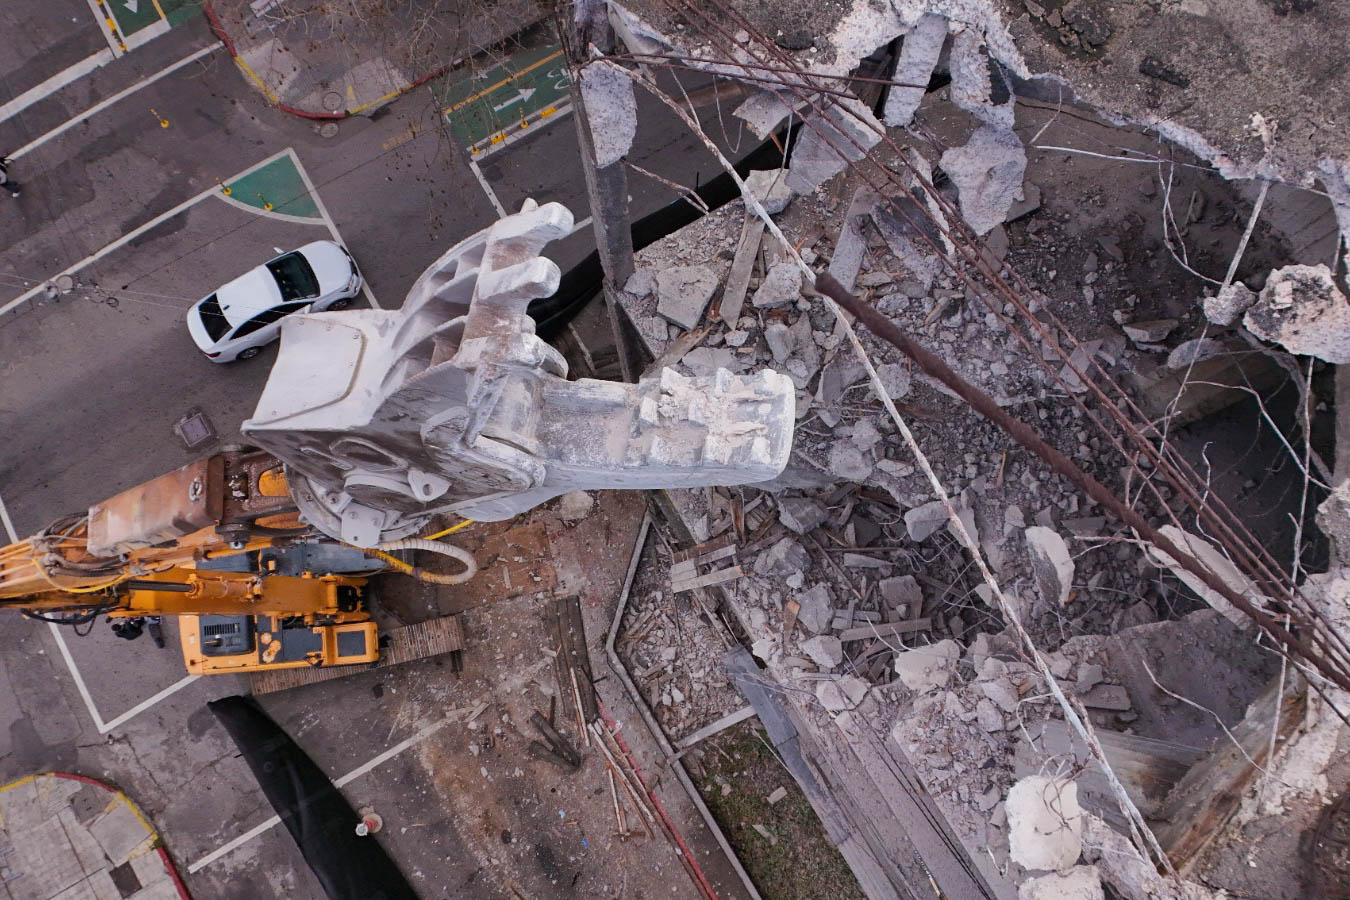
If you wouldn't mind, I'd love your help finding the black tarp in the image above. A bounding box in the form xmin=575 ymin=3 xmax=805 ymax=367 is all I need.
xmin=208 ymin=695 xmax=416 ymax=900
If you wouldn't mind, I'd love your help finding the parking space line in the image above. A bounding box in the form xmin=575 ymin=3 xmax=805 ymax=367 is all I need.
xmin=11 ymin=43 xmax=221 ymax=160
xmin=286 ymin=148 xmax=382 ymax=309
xmin=0 ymin=147 xmax=312 ymax=320
xmin=46 ymin=623 xmax=108 ymax=731
xmin=0 ymin=494 xmax=17 ymax=542
xmin=468 ymin=159 xmax=507 ymax=218
xmin=98 ymin=673 xmax=200 ymax=733
xmin=187 ymin=715 xmax=451 ymax=873
xmin=0 ymin=48 xmax=117 ymax=126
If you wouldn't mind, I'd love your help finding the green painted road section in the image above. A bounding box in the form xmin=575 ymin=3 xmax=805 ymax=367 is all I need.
xmin=161 ymin=0 xmax=201 ymax=27
xmin=107 ymin=0 xmax=163 ymax=37
xmin=439 ymin=44 xmax=572 ymax=148
xmin=224 ymin=155 xmax=321 ymax=219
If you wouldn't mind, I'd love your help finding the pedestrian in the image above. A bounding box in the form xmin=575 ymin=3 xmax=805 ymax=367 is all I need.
xmin=0 ymin=157 xmax=19 ymax=198
xmin=110 ymin=616 xmax=145 ymax=641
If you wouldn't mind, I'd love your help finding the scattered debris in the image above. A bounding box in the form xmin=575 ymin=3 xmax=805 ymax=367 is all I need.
xmin=1203 ymin=282 xmax=1256 ymax=326
xmin=556 ymin=491 xmax=595 ymax=522
xmin=939 ymin=125 xmax=1028 ymax=236
xmin=892 ymin=639 xmax=959 ymax=693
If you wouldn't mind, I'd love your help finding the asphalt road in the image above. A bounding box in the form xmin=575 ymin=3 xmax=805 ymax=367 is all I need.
xmin=0 ymin=6 xmax=755 ymax=898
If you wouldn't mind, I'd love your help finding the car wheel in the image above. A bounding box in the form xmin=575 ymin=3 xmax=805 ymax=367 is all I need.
xmin=237 ymin=346 xmax=262 ymax=361
xmin=328 ymin=298 xmax=352 ymax=311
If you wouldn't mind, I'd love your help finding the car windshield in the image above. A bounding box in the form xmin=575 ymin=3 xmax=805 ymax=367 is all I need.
xmin=197 ymin=294 xmax=231 ymax=342
xmin=265 ymin=252 xmax=320 ymax=302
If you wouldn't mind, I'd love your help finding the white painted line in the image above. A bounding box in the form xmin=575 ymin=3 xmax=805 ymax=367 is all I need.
xmin=0 ymin=494 xmax=17 ymax=541
xmin=98 ymin=674 xmax=200 ymax=733
xmin=124 ymin=18 xmax=171 ymax=52
xmin=11 ymin=43 xmax=220 ymax=160
xmin=569 ymin=216 xmax=592 ymax=236
xmin=83 ymin=0 xmax=125 ymax=56
xmin=187 ymin=715 xmax=451 ymax=873
xmin=0 ymin=181 xmax=218 ymax=318
xmin=0 ymin=49 xmax=116 ymax=125
xmin=214 ymin=190 xmax=327 ymax=226
xmin=287 ymin=148 xmax=382 ymax=309
xmin=0 ymin=146 xmax=314 ymax=321
xmin=47 ymin=622 xmax=108 ymax=732
xmin=468 ymin=159 xmax=507 ymax=218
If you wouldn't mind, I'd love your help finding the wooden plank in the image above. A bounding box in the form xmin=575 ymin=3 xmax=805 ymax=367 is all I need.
xmin=837 ymin=618 xmax=931 ymax=643
xmin=674 ymin=705 xmax=758 ymax=751
xmin=671 ymin=533 xmax=738 ymax=565
xmin=1154 ymin=678 xmax=1306 ymax=870
xmin=718 ymin=214 xmax=765 ymax=325
xmin=672 ymin=565 xmax=744 ymax=593
xmin=249 ymin=615 xmax=463 ymax=694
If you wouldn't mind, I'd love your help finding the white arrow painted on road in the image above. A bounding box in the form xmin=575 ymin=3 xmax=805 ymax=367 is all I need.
xmin=492 ymin=87 xmax=536 ymax=112
xmin=124 ymin=0 xmax=138 ymax=11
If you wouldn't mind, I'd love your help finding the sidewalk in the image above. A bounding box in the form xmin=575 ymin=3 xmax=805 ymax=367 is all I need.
xmin=203 ymin=0 xmax=546 ymax=119
xmin=0 ymin=772 xmax=188 ymax=899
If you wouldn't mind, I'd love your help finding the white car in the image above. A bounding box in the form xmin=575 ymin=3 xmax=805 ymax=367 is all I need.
xmin=187 ymin=240 xmax=362 ymax=362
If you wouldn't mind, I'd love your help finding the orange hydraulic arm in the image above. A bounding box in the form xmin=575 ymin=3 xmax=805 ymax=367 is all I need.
xmin=0 ymin=450 xmax=361 ymax=622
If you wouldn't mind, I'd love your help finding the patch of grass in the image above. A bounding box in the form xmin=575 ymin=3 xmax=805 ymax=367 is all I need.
xmin=693 ymin=722 xmax=864 ymax=900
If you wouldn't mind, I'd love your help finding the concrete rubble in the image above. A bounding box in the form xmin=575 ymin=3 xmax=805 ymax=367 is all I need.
xmin=590 ymin=0 xmax=1350 ymax=896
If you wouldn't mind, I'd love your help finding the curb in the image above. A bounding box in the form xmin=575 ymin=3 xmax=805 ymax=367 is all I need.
xmin=202 ymin=0 xmax=451 ymax=121
xmin=0 ymin=771 xmax=192 ymax=899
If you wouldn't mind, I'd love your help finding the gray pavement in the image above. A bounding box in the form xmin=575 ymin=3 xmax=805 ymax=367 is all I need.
xmin=0 ymin=7 xmax=761 ymax=897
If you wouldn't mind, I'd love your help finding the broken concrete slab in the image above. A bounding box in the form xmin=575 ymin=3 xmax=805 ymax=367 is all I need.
xmin=556 ymin=491 xmax=595 ymax=522
xmin=751 ymin=261 xmax=803 ymax=308
xmin=1144 ymin=526 xmax=1269 ymax=629
xmin=764 ymin=321 xmax=794 ymax=362
xmin=949 ymin=27 xmax=1015 ymax=129
xmin=940 ymin=125 xmax=1028 ymax=236
xmin=784 ymin=98 xmax=883 ymax=195
xmin=579 ymin=62 xmax=638 ymax=167
xmin=656 ymin=265 xmax=719 ymax=330
xmin=1121 ymin=319 xmax=1178 ymax=344
xmin=1007 ymin=775 xmax=1082 ymax=871
xmin=754 ymin=537 xmax=809 ymax=577
xmin=879 ymin=575 xmax=923 ymax=613
xmin=893 ymin=639 xmax=960 ymax=693
xmin=779 ymin=497 xmax=828 ymax=535
xmin=1204 ymin=282 xmax=1256 ymax=326
xmin=796 ymin=583 xmax=833 ymax=634
xmin=1026 ymin=526 xmax=1073 ymax=606
xmin=1017 ymin=866 xmax=1104 ymax=900
xmin=743 ymin=168 xmax=796 ymax=215
xmin=876 ymin=362 xmax=912 ymax=400
xmin=828 ymin=444 xmax=873 ymax=482
xmin=905 ymin=499 xmax=951 ymax=542
xmin=883 ymin=12 xmax=948 ymax=127
xmin=1166 ymin=337 xmax=1230 ymax=371
xmin=817 ymin=675 xmax=869 ymax=712
xmin=1244 ymin=263 xmax=1350 ymax=363
xmin=802 ymin=634 xmax=844 ymax=669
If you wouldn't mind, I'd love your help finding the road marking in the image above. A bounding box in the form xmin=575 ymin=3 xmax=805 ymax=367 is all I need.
xmin=187 ymin=715 xmax=451 ymax=873
xmin=11 ymin=43 xmax=221 ymax=160
xmin=124 ymin=0 xmax=138 ymax=12
xmin=0 ymin=49 xmax=117 ymax=125
xmin=0 ymin=494 xmax=17 ymax=541
xmin=83 ymin=0 xmax=126 ymax=55
xmin=47 ymin=621 xmax=201 ymax=733
xmin=468 ymin=159 xmax=507 ymax=218
xmin=469 ymin=102 xmax=573 ymax=161
xmin=0 ymin=146 xmax=292 ymax=319
xmin=444 ymin=49 xmax=562 ymax=115
xmin=98 ymin=673 xmax=200 ymax=732
xmin=286 ymin=147 xmax=381 ymax=309
xmin=492 ymin=87 xmax=536 ymax=112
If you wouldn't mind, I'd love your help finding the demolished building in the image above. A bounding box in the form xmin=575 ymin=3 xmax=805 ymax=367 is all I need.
xmin=556 ymin=0 xmax=1350 ymax=897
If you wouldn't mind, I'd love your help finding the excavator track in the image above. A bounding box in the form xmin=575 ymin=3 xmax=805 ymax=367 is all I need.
xmin=248 ymin=614 xmax=464 ymax=694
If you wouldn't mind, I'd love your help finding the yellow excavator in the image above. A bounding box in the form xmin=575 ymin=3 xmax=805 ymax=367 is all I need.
xmin=0 ymin=449 xmax=406 ymax=675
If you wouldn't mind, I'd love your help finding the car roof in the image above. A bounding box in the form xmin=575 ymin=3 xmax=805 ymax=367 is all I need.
xmin=215 ymin=266 xmax=284 ymax=328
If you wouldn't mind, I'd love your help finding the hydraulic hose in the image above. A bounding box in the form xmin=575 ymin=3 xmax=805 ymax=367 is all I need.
xmin=369 ymin=537 xmax=478 ymax=585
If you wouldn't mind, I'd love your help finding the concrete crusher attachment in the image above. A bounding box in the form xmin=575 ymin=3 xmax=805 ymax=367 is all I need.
xmin=243 ymin=200 xmax=797 ymax=547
